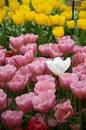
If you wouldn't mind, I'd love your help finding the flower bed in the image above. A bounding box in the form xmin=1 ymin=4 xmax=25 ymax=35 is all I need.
xmin=0 ymin=34 xmax=86 ymax=130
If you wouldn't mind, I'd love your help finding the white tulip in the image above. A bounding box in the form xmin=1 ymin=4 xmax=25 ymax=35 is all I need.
xmin=46 ymin=57 xmax=71 ymax=76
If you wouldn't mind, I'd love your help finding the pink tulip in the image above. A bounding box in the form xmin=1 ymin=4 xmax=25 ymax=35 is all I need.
xmin=20 ymin=43 xmax=37 ymax=55
xmin=29 ymin=60 xmax=46 ymax=76
xmin=16 ymin=65 xmax=32 ymax=80
xmin=39 ymin=44 xmax=50 ymax=56
xmin=9 ymin=36 xmax=24 ymax=49
xmin=36 ymin=74 xmax=55 ymax=82
xmin=56 ymin=36 xmax=71 ymax=43
xmin=39 ymin=43 xmax=63 ymax=58
xmin=0 ymin=49 xmax=6 ymax=65
xmin=59 ymin=72 xmax=79 ymax=89
xmin=7 ymin=74 xmax=29 ymax=92
xmin=57 ymin=36 xmax=75 ymax=54
xmin=0 ymin=64 xmax=16 ymax=82
xmin=15 ymin=92 xmax=35 ymax=112
xmin=1 ymin=110 xmax=23 ymax=129
xmin=49 ymin=43 xmax=63 ymax=58
xmin=0 ymin=89 xmax=7 ymax=110
xmin=72 ymin=45 xmax=86 ymax=54
xmin=72 ymin=63 xmax=86 ymax=77
xmin=23 ymin=33 xmax=38 ymax=44
xmin=70 ymin=80 xmax=86 ymax=100
xmin=34 ymin=80 xmax=56 ymax=94
xmin=32 ymin=91 xmax=56 ymax=112
xmin=48 ymin=118 xmax=58 ymax=127
xmin=72 ymin=52 xmax=86 ymax=66
xmin=54 ymin=99 xmax=73 ymax=123
xmin=6 ymin=51 xmax=33 ymax=68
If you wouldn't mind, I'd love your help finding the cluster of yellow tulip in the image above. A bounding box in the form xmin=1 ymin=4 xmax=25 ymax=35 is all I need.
xmin=0 ymin=0 xmax=86 ymax=47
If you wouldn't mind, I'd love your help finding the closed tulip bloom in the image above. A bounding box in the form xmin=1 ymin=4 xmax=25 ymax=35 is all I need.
xmin=34 ymin=80 xmax=56 ymax=94
xmin=72 ymin=63 xmax=86 ymax=77
xmin=77 ymin=19 xmax=86 ymax=30
xmin=39 ymin=43 xmax=63 ymax=58
xmin=57 ymin=36 xmax=75 ymax=54
xmin=15 ymin=92 xmax=35 ymax=112
xmin=79 ymin=11 xmax=86 ymax=19
xmin=0 ymin=89 xmax=7 ymax=109
xmin=29 ymin=60 xmax=46 ymax=76
xmin=16 ymin=65 xmax=32 ymax=80
xmin=66 ymin=20 xmax=75 ymax=29
xmin=49 ymin=43 xmax=63 ymax=58
xmin=1 ymin=110 xmax=23 ymax=129
xmin=6 ymin=51 xmax=33 ymax=68
xmin=59 ymin=72 xmax=79 ymax=89
xmin=23 ymin=33 xmax=38 ymax=44
xmin=72 ymin=45 xmax=86 ymax=54
xmin=36 ymin=74 xmax=55 ymax=82
xmin=54 ymin=99 xmax=73 ymax=123
xmin=52 ymin=26 xmax=64 ymax=38
xmin=0 ymin=64 xmax=16 ymax=82
xmin=32 ymin=91 xmax=56 ymax=112
xmin=46 ymin=57 xmax=71 ymax=76
xmin=70 ymin=80 xmax=86 ymax=101
xmin=72 ymin=52 xmax=86 ymax=66
xmin=9 ymin=36 xmax=24 ymax=49
xmin=20 ymin=44 xmax=37 ymax=55
xmin=7 ymin=74 xmax=28 ymax=92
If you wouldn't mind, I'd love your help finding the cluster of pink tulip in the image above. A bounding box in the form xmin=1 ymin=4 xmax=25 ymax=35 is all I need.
xmin=0 ymin=34 xmax=86 ymax=130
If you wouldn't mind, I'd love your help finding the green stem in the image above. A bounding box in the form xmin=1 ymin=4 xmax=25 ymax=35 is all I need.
xmin=79 ymin=100 xmax=82 ymax=130
xmin=5 ymin=83 xmax=8 ymax=108
xmin=73 ymin=96 xmax=76 ymax=122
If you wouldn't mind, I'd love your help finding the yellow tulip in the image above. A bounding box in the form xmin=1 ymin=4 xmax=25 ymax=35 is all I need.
xmin=0 ymin=0 xmax=5 ymax=7
xmin=52 ymin=26 xmax=64 ymax=38
xmin=79 ymin=11 xmax=86 ymax=19
xmin=77 ymin=19 xmax=86 ymax=30
xmin=66 ymin=20 xmax=75 ymax=29
xmin=12 ymin=13 xmax=25 ymax=25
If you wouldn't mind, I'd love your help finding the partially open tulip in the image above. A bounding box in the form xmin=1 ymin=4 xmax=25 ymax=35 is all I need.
xmin=0 ymin=64 xmax=17 ymax=82
xmin=59 ymin=72 xmax=79 ymax=89
xmin=54 ymin=99 xmax=73 ymax=123
xmin=46 ymin=57 xmax=71 ymax=76
xmin=15 ymin=92 xmax=35 ymax=112
xmin=34 ymin=80 xmax=56 ymax=94
xmin=1 ymin=110 xmax=23 ymax=129
xmin=9 ymin=36 xmax=24 ymax=49
xmin=32 ymin=91 xmax=56 ymax=112
xmin=70 ymin=80 xmax=86 ymax=101
xmin=22 ymin=33 xmax=38 ymax=44
xmin=7 ymin=74 xmax=29 ymax=93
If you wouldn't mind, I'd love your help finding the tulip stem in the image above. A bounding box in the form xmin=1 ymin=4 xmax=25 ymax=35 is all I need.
xmin=73 ymin=96 xmax=76 ymax=122
xmin=79 ymin=100 xmax=82 ymax=130
xmin=5 ymin=83 xmax=8 ymax=108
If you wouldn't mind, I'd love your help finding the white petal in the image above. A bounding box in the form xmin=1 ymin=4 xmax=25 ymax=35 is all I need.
xmin=63 ymin=58 xmax=71 ymax=72
xmin=46 ymin=60 xmax=53 ymax=72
